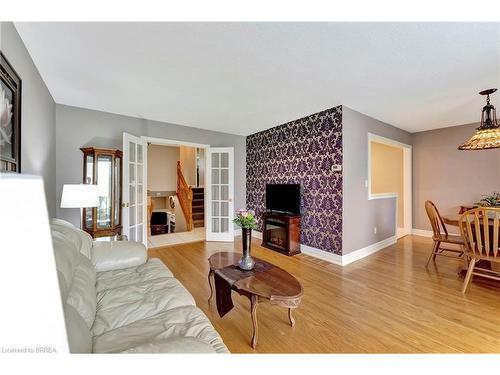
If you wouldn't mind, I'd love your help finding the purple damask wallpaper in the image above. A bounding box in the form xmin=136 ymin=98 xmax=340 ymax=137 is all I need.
xmin=246 ymin=106 xmax=343 ymax=254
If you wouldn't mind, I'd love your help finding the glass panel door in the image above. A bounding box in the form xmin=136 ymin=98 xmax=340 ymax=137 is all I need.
xmin=122 ymin=133 xmax=147 ymax=245
xmin=206 ymin=147 xmax=234 ymax=241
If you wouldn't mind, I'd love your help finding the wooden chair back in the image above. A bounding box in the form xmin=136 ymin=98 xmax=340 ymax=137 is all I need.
xmin=425 ymin=200 xmax=448 ymax=238
xmin=459 ymin=207 xmax=500 ymax=259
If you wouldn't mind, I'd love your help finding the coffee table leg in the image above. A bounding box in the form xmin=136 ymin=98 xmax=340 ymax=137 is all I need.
xmin=251 ymin=295 xmax=259 ymax=349
xmin=288 ymin=308 xmax=295 ymax=327
xmin=207 ymin=270 xmax=214 ymax=304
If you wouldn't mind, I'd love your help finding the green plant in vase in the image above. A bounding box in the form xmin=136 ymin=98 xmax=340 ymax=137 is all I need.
xmin=475 ymin=191 xmax=500 ymax=207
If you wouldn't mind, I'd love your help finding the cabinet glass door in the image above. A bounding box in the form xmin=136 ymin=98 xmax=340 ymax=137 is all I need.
xmin=97 ymin=155 xmax=112 ymax=229
xmin=84 ymin=154 xmax=94 ymax=230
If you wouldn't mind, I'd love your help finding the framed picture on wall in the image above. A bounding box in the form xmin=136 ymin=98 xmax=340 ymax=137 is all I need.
xmin=0 ymin=51 xmax=22 ymax=173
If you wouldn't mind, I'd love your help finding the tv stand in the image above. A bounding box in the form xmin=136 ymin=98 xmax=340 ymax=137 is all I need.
xmin=261 ymin=212 xmax=301 ymax=256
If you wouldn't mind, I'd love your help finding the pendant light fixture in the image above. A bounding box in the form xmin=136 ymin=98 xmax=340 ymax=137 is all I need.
xmin=458 ymin=88 xmax=500 ymax=150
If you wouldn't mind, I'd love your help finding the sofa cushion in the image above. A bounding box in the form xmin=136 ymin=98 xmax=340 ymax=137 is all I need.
xmin=66 ymin=254 xmax=97 ymax=328
xmin=96 ymin=258 xmax=174 ymax=292
xmin=92 ymin=277 xmax=196 ymax=336
xmin=64 ymin=304 xmax=93 ymax=353
xmin=92 ymin=306 xmax=228 ymax=353
xmin=92 ymin=240 xmax=147 ymax=272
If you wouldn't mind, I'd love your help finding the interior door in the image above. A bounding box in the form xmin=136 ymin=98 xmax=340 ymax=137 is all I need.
xmin=122 ymin=133 xmax=147 ymax=246
xmin=206 ymin=147 xmax=234 ymax=241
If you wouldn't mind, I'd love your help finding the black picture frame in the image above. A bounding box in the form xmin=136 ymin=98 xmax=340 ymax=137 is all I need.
xmin=0 ymin=51 xmax=22 ymax=173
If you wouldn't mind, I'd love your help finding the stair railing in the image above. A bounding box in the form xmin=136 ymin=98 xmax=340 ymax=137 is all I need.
xmin=176 ymin=161 xmax=194 ymax=231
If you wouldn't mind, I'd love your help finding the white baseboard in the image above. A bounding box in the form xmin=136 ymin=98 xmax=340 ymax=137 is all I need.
xmin=411 ymin=228 xmax=433 ymax=237
xmin=300 ymin=244 xmax=343 ymax=265
xmin=252 ymin=230 xmax=263 ymax=240
xmin=397 ymin=227 xmax=406 ymax=238
xmin=340 ymin=236 xmax=397 ymax=266
xmin=412 ymin=228 xmax=459 ymax=237
xmin=242 ymin=230 xmax=396 ymax=267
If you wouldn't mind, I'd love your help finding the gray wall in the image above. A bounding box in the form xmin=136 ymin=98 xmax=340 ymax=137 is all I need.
xmin=412 ymin=122 xmax=500 ymax=231
xmin=56 ymin=104 xmax=246 ymax=226
xmin=1 ymin=22 xmax=56 ymax=216
xmin=342 ymin=106 xmax=412 ymax=254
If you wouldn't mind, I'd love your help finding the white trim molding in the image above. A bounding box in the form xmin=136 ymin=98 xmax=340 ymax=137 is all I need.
xmin=301 ymin=236 xmax=397 ymax=266
xmin=340 ymin=235 xmax=397 ymax=266
xmin=412 ymin=228 xmax=459 ymax=237
xmin=142 ymin=136 xmax=209 ymax=149
xmin=300 ymin=244 xmax=343 ymax=265
xmin=397 ymin=227 xmax=406 ymax=239
xmin=237 ymin=230 xmax=397 ymax=266
xmin=367 ymin=133 xmax=413 ymax=238
xmin=411 ymin=228 xmax=433 ymax=237
xmin=369 ymin=192 xmax=398 ymax=200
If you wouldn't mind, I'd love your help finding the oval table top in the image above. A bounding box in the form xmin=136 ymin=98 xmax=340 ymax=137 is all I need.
xmin=208 ymin=251 xmax=304 ymax=302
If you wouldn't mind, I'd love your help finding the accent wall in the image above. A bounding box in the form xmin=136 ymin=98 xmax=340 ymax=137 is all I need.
xmin=246 ymin=106 xmax=343 ymax=254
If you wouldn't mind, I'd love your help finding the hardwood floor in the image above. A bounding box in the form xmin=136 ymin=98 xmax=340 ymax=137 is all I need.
xmin=148 ymin=235 xmax=500 ymax=353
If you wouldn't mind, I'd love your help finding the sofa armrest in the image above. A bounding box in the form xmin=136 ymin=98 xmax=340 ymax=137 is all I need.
xmin=92 ymin=241 xmax=147 ymax=272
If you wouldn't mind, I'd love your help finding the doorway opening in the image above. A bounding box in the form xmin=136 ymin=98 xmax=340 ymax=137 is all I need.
xmin=122 ymin=133 xmax=235 ymax=248
xmin=146 ymin=142 xmax=205 ymax=248
xmin=368 ymin=134 xmax=412 ymax=239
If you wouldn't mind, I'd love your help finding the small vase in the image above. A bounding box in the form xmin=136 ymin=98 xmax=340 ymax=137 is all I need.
xmin=238 ymin=228 xmax=255 ymax=270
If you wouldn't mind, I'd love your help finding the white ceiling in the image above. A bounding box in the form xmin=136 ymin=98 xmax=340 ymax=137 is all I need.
xmin=14 ymin=22 xmax=500 ymax=136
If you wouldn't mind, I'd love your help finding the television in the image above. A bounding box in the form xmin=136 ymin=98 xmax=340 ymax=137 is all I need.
xmin=265 ymin=184 xmax=301 ymax=215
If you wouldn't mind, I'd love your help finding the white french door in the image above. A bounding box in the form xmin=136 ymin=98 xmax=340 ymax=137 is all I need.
xmin=206 ymin=147 xmax=234 ymax=241
xmin=122 ymin=133 xmax=147 ymax=246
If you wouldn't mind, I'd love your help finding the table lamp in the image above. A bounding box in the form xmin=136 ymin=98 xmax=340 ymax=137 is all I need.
xmin=60 ymin=184 xmax=99 ymax=229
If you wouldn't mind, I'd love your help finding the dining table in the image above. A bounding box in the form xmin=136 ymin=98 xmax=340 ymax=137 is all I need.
xmin=441 ymin=206 xmax=500 ymax=276
xmin=441 ymin=205 xmax=475 ymax=227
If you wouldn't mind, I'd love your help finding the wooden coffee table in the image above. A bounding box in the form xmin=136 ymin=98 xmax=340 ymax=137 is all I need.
xmin=208 ymin=252 xmax=303 ymax=348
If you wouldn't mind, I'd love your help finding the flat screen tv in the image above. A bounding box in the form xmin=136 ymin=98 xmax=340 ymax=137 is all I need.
xmin=265 ymin=184 xmax=301 ymax=215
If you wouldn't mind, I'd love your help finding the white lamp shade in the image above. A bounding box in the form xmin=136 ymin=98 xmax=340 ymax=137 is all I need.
xmin=60 ymin=184 xmax=99 ymax=208
xmin=0 ymin=174 xmax=69 ymax=352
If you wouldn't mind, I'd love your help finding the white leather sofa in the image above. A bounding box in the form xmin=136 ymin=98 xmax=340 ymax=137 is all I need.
xmin=50 ymin=218 xmax=229 ymax=353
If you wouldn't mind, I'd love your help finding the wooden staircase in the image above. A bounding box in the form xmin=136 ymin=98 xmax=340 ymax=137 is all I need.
xmin=192 ymin=187 xmax=204 ymax=228
xmin=176 ymin=161 xmax=194 ymax=231
xmin=177 ymin=161 xmax=204 ymax=231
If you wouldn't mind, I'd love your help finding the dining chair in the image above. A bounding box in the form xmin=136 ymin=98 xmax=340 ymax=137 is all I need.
xmin=459 ymin=207 xmax=500 ymax=293
xmin=424 ymin=200 xmax=465 ymax=267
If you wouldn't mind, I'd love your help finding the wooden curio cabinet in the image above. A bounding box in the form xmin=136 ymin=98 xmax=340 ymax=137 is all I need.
xmin=81 ymin=147 xmax=123 ymax=238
